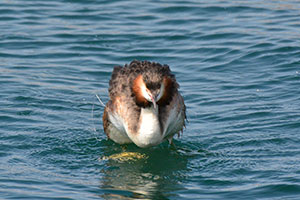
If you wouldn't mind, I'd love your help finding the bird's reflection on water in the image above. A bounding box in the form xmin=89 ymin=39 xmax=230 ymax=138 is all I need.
xmin=99 ymin=143 xmax=189 ymax=199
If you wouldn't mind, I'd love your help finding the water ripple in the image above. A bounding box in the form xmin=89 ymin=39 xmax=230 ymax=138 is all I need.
xmin=1 ymin=0 xmax=300 ymax=199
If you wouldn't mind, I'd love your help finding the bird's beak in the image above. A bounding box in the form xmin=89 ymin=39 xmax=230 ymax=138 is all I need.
xmin=146 ymin=89 xmax=157 ymax=109
xmin=150 ymin=95 xmax=157 ymax=109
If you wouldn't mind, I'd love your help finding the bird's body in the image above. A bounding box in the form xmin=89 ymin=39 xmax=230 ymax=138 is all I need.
xmin=103 ymin=60 xmax=186 ymax=148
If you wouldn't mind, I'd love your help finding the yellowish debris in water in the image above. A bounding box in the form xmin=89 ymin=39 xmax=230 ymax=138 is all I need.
xmin=101 ymin=152 xmax=148 ymax=162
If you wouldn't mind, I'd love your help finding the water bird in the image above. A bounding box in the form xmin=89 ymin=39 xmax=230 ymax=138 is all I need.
xmin=103 ymin=60 xmax=186 ymax=148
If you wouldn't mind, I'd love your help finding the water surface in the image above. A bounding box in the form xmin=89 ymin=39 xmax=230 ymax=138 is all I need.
xmin=1 ymin=0 xmax=300 ymax=199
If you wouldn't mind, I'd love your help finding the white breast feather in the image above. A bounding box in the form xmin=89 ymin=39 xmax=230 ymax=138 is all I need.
xmin=132 ymin=106 xmax=162 ymax=148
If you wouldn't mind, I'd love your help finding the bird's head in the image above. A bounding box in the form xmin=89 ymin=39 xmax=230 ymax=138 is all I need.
xmin=132 ymin=74 xmax=173 ymax=108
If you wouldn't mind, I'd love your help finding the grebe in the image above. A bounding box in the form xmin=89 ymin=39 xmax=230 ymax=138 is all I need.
xmin=103 ymin=60 xmax=186 ymax=148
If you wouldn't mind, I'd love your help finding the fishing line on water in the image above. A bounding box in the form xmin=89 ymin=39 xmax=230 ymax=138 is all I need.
xmin=96 ymin=94 xmax=105 ymax=107
xmin=91 ymin=94 xmax=106 ymax=140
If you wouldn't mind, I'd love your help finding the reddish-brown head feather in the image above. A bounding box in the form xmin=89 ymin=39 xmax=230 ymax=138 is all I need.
xmin=132 ymin=75 xmax=150 ymax=108
xmin=157 ymin=77 xmax=174 ymax=106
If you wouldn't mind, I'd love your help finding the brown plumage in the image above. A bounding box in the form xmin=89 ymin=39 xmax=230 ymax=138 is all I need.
xmin=102 ymin=60 xmax=186 ymax=148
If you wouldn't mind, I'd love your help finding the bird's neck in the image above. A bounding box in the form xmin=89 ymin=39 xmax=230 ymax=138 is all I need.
xmin=133 ymin=105 xmax=162 ymax=148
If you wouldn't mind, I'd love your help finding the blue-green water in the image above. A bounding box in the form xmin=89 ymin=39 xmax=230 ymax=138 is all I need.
xmin=1 ymin=0 xmax=300 ymax=199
